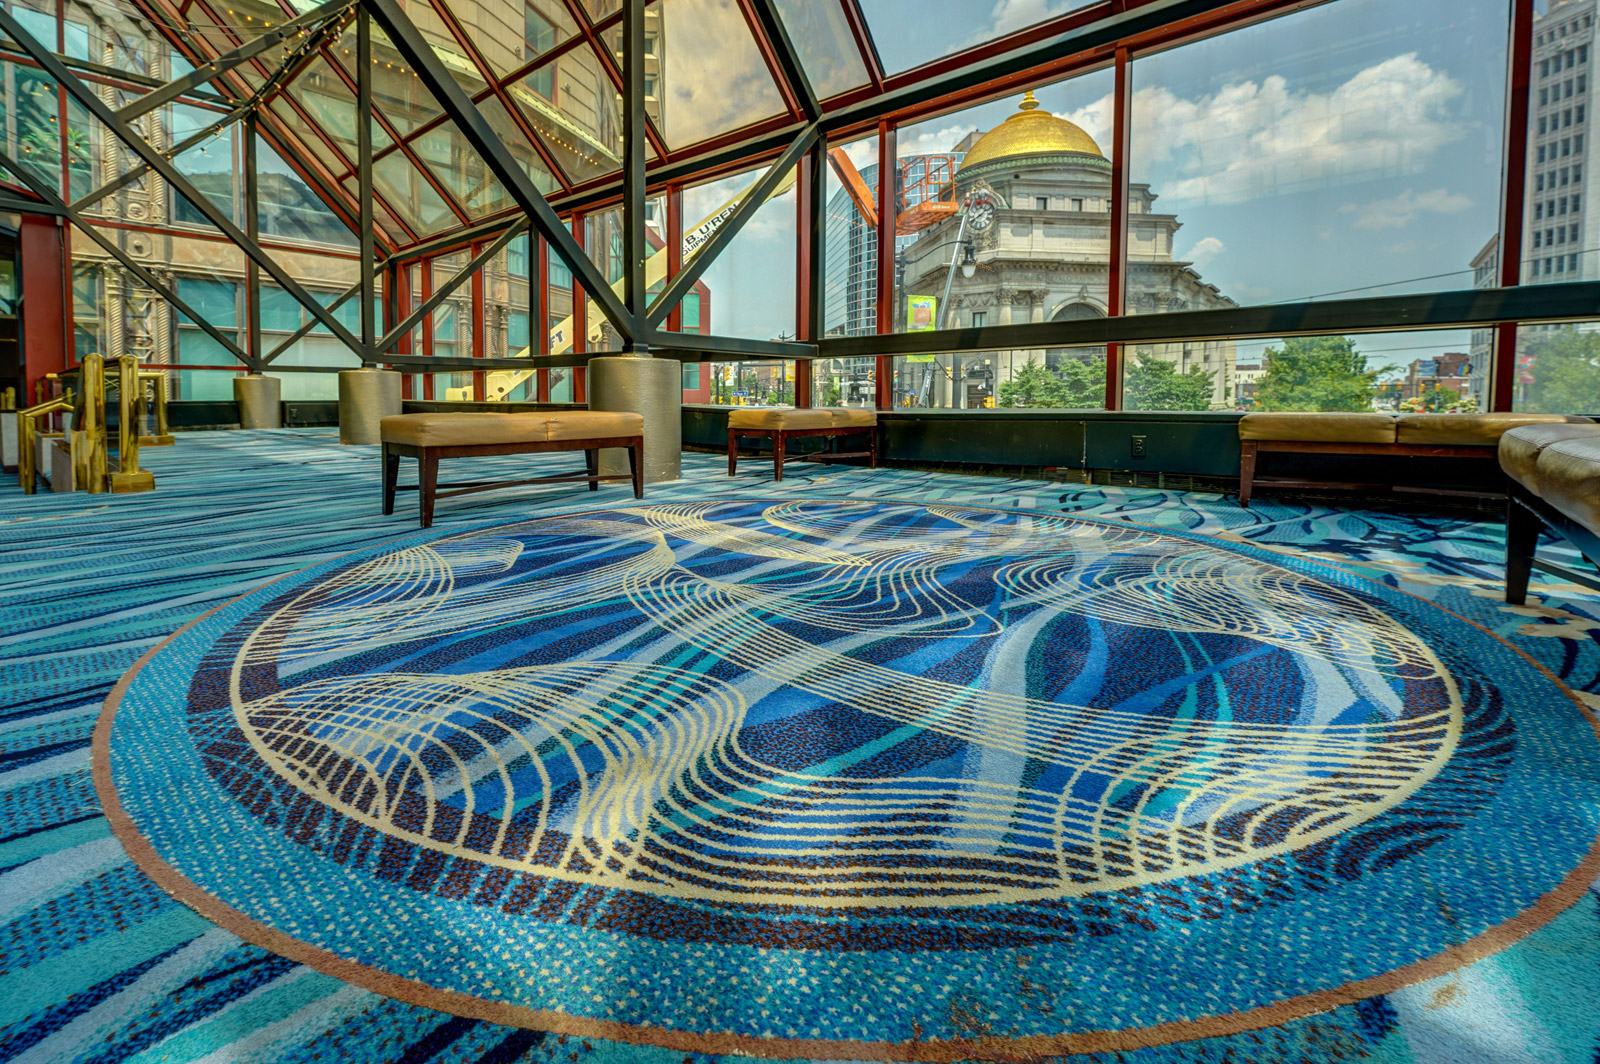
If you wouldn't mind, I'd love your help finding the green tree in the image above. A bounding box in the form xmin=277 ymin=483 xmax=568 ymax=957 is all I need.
xmin=1123 ymin=350 xmax=1220 ymax=411
xmin=1519 ymin=327 xmax=1600 ymax=414
xmin=997 ymin=355 xmax=1105 ymax=409
xmin=1255 ymin=336 xmax=1393 ymax=412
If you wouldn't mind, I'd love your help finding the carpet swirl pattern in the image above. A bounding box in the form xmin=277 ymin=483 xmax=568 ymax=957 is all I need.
xmin=98 ymin=499 xmax=1600 ymax=1059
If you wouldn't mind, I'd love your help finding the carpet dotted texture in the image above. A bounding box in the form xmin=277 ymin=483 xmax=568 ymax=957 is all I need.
xmin=4 ymin=429 xmax=1600 ymax=1064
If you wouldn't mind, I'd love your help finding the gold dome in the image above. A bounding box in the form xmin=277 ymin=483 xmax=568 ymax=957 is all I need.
xmin=956 ymin=91 xmax=1103 ymax=173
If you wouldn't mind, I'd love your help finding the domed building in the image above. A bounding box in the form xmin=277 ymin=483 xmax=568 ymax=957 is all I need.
xmin=896 ymin=92 xmax=1238 ymax=409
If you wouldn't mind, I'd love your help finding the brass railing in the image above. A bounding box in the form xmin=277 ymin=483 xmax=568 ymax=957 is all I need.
xmin=18 ymin=354 xmax=160 ymax=494
xmin=136 ymin=371 xmax=175 ymax=446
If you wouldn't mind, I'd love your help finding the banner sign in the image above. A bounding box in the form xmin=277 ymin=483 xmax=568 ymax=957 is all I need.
xmin=906 ymin=295 xmax=937 ymax=332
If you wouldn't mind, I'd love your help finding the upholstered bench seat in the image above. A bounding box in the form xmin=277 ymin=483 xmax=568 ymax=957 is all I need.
xmin=1239 ymin=412 xmax=1397 ymax=444
xmin=1238 ymin=410 xmax=1593 ymax=507
xmin=380 ymin=411 xmax=644 ymax=527
xmin=727 ymin=406 xmax=878 ymax=482
xmin=1500 ymin=424 xmax=1600 ymax=604
xmin=380 ymin=411 xmax=643 ymax=448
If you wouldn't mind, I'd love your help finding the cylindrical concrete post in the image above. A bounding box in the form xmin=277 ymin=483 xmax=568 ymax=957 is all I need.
xmin=234 ymin=375 xmax=282 ymax=429
xmin=587 ymin=356 xmax=681 ymax=484
xmin=338 ymin=368 xmax=404 ymax=445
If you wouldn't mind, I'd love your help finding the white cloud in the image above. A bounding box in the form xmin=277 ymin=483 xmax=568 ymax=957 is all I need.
xmin=1338 ymin=188 xmax=1473 ymax=230
xmin=1061 ymin=53 xmax=1468 ymax=208
xmin=972 ymin=0 xmax=1082 ymax=44
xmin=1182 ymin=236 xmax=1226 ymax=269
xmin=897 ymin=123 xmax=977 ymax=159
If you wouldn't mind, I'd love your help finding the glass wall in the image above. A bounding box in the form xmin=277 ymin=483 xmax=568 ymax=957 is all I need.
xmin=1512 ymin=322 xmax=1600 ymax=413
xmin=707 ymin=360 xmax=796 ymax=406
xmin=1222 ymin=331 xmax=1477 ymax=413
xmin=819 ymin=133 xmax=879 ymax=407
xmin=1125 ymin=0 xmax=1506 ymax=410
xmin=892 ymin=348 xmax=1107 ymax=410
xmin=681 ymin=166 xmax=794 ymax=341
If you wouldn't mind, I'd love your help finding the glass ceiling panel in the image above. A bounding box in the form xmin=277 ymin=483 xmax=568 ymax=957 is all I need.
xmin=855 ymin=0 xmax=1096 ymax=75
xmin=772 ymin=0 xmax=869 ymax=100
xmin=283 ymin=55 xmax=394 ymax=164
xmin=652 ymin=0 xmax=786 ymax=149
xmin=450 ymin=0 xmax=578 ymax=80
xmin=412 ymin=121 xmax=512 ymax=219
xmin=330 ymin=21 xmax=445 ymax=136
xmin=370 ymin=149 xmax=460 ymax=235
xmin=404 ymin=0 xmax=489 ymax=96
xmin=504 ymin=43 xmax=622 ymax=185
xmin=340 ymin=174 xmax=410 ymax=244
xmin=477 ymin=95 xmax=562 ymax=193
xmin=265 ymin=97 xmax=356 ymax=178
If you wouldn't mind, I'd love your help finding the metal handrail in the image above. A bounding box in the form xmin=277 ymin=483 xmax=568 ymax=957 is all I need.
xmin=17 ymin=396 xmax=73 ymax=494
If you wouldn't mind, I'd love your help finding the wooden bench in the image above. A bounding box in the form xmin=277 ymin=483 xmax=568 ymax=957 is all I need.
xmin=1501 ymin=423 xmax=1600 ymax=603
xmin=380 ymin=411 xmax=644 ymax=527
xmin=1238 ymin=412 xmax=1593 ymax=507
xmin=727 ymin=407 xmax=878 ymax=482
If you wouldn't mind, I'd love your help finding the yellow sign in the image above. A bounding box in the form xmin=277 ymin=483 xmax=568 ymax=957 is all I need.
xmin=906 ymin=295 xmax=937 ymax=332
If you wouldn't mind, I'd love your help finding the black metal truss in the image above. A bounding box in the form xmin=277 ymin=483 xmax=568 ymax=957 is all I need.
xmin=114 ymin=0 xmax=353 ymax=123
xmin=0 ymin=144 xmax=254 ymax=367
xmin=374 ymin=221 xmax=530 ymax=355
xmin=363 ymin=0 xmax=636 ymax=344
xmin=645 ymin=124 xmax=819 ymax=329
xmin=0 ymin=6 xmax=370 ymax=361
xmin=71 ymin=2 xmax=353 ymax=216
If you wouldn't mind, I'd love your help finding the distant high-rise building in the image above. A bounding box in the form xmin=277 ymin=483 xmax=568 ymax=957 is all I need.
xmin=1528 ymin=0 xmax=1597 ymax=284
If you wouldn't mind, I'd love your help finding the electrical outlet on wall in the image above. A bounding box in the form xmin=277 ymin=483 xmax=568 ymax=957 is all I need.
xmin=1131 ymin=435 xmax=1147 ymax=458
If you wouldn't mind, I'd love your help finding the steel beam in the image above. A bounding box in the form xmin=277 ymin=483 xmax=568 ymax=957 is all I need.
xmin=362 ymin=0 xmax=635 ymax=343
xmin=646 ymin=123 xmax=818 ymax=328
xmin=621 ymin=0 xmax=648 ymax=346
xmin=244 ymin=111 xmax=262 ymax=366
xmin=113 ymin=0 xmax=352 ymax=122
xmin=0 ymin=145 xmax=253 ymax=367
xmin=0 ymin=7 xmax=369 ymax=358
xmin=74 ymin=8 xmax=349 ymax=214
xmin=374 ymin=221 xmax=529 ymax=354
xmin=748 ymin=0 xmax=820 ymax=121
xmin=648 ymin=330 xmax=815 ymax=360
xmin=820 ymin=281 xmax=1600 ymax=359
xmin=357 ymin=8 xmax=377 ymax=359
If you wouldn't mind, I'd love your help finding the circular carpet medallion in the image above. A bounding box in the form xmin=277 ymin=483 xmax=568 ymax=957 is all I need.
xmin=98 ymin=499 xmax=1600 ymax=1059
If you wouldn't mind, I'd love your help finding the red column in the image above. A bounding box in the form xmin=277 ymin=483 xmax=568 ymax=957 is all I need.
xmin=874 ymin=119 xmax=895 ymax=409
xmin=1494 ymin=0 xmax=1536 ymax=411
xmin=20 ymin=214 xmax=66 ymax=403
xmin=1105 ymin=47 xmax=1132 ymax=412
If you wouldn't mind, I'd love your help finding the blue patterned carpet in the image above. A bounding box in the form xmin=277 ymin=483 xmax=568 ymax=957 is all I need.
xmin=5 ymin=430 xmax=1600 ymax=1063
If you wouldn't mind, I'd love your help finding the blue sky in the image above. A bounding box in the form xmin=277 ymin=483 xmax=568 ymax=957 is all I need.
xmin=704 ymin=0 xmax=1512 ymax=374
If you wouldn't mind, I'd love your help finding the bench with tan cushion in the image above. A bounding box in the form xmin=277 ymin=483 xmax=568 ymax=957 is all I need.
xmin=1238 ymin=411 xmax=1593 ymax=507
xmin=727 ymin=406 xmax=878 ymax=482
xmin=1500 ymin=423 xmax=1600 ymax=603
xmin=380 ymin=411 xmax=644 ymax=527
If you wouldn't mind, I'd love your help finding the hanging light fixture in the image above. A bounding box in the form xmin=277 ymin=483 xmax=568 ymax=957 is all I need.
xmin=960 ymin=242 xmax=977 ymax=279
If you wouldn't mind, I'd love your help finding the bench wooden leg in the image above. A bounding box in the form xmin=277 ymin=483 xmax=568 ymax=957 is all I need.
xmin=585 ymin=447 xmax=599 ymax=491
xmin=1506 ymin=491 xmax=1542 ymax=606
xmin=418 ymin=452 xmax=439 ymax=529
xmin=629 ymin=438 xmax=644 ymax=498
xmin=727 ymin=429 xmax=739 ymax=476
xmin=774 ymin=430 xmax=787 ymax=483
xmin=869 ymin=426 xmax=878 ymax=469
xmin=1238 ymin=440 xmax=1258 ymax=508
xmin=381 ymin=443 xmax=399 ymax=516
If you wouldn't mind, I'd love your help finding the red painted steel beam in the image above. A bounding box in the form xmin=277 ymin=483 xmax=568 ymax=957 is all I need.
xmin=1105 ymin=47 xmax=1131 ymax=412
xmin=1495 ymin=0 xmax=1535 ymax=412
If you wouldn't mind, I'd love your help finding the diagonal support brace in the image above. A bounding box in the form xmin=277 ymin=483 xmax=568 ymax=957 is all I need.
xmin=0 ymin=6 xmax=371 ymax=361
xmin=647 ymin=122 xmax=818 ymax=328
xmin=362 ymin=0 xmax=636 ymax=345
